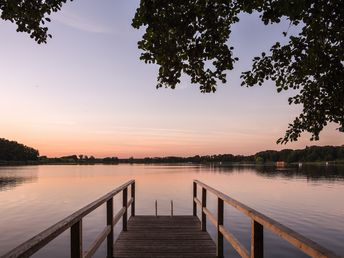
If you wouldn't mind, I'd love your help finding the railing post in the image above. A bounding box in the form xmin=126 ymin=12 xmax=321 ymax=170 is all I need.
xmin=201 ymin=187 xmax=207 ymax=231
xmin=251 ymin=220 xmax=264 ymax=258
xmin=71 ymin=220 xmax=82 ymax=258
xmin=106 ymin=198 xmax=114 ymax=258
xmin=217 ymin=198 xmax=224 ymax=258
xmin=155 ymin=200 xmax=158 ymax=217
xmin=123 ymin=187 xmax=128 ymax=231
xmin=193 ymin=182 xmax=197 ymax=216
xmin=131 ymin=182 xmax=135 ymax=217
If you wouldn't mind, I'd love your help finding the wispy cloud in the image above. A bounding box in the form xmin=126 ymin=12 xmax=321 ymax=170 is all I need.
xmin=52 ymin=10 xmax=113 ymax=34
xmin=85 ymin=125 xmax=260 ymax=139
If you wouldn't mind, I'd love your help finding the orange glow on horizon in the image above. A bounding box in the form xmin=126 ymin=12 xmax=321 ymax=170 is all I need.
xmin=2 ymin=122 xmax=343 ymax=158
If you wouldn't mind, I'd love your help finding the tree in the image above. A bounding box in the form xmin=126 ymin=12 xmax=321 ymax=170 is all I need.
xmin=132 ymin=0 xmax=344 ymax=143
xmin=0 ymin=0 xmax=70 ymax=43
xmin=1 ymin=0 xmax=343 ymax=143
xmin=0 ymin=138 xmax=39 ymax=161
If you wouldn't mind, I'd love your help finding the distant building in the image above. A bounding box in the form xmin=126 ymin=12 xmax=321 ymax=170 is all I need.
xmin=276 ymin=161 xmax=285 ymax=167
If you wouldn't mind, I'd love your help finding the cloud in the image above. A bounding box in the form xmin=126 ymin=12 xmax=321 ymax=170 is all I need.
xmin=86 ymin=125 xmax=257 ymax=139
xmin=52 ymin=10 xmax=113 ymax=34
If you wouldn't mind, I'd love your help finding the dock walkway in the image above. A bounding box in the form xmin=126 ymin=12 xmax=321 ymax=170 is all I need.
xmin=114 ymin=215 xmax=216 ymax=257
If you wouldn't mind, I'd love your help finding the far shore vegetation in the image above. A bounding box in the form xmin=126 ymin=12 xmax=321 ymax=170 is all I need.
xmin=1 ymin=138 xmax=344 ymax=166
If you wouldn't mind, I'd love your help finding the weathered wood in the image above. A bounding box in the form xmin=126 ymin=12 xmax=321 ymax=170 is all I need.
xmin=112 ymin=207 xmax=125 ymax=226
xmin=217 ymin=198 xmax=224 ymax=258
xmin=219 ymin=225 xmax=249 ymax=258
xmin=193 ymin=197 xmax=201 ymax=208
xmin=117 ymin=232 xmax=212 ymax=240
xmin=71 ymin=220 xmax=82 ymax=258
xmin=131 ymin=182 xmax=135 ymax=217
xmin=127 ymin=197 xmax=133 ymax=208
xmin=201 ymin=187 xmax=207 ymax=231
xmin=114 ymin=216 xmax=216 ymax=257
xmin=107 ymin=198 xmax=114 ymax=258
xmin=123 ymin=187 xmax=128 ymax=231
xmin=84 ymin=225 xmax=111 ymax=258
xmin=2 ymin=180 xmax=135 ymax=258
xmin=193 ymin=181 xmax=197 ymax=216
xmin=113 ymin=254 xmax=216 ymax=258
xmin=155 ymin=200 xmax=158 ymax=216
xmin=202 ymin=207 xmax=217 ymax=227
xmin=194 ymin=180 xmax=340 ymax=258
xmin=251 ymin=220 xmax=264 ymax=258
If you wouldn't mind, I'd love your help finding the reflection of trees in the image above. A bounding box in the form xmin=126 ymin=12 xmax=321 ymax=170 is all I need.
xmin=0 ymin=173 xmax=37 ymax=192
xmin=210 ymin=164 xmax=344 ymax=183
xmin=257 ymin=165 xmax=344 ymax=182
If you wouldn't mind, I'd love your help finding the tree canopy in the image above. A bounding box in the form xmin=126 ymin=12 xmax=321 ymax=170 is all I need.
xmin=0 ymin=138 xmax=39 ymax=161
xmin=0 ymin=0 xmax=69 ymax=43
xmin=132 ymin=0 xmax=344 ymax=143
xmin=1 ymin=0 xmax=343 ymax=143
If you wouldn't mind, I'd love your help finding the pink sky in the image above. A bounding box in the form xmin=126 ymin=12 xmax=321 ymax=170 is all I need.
xmin=0 ymin=1 xmax=343 ymax=158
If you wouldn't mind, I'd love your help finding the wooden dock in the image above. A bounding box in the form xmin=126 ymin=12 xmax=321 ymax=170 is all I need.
xmin=2 ymin=179 xmax=340 ymax=258
xmin=114 ymin=216 xmax=216 ymax=257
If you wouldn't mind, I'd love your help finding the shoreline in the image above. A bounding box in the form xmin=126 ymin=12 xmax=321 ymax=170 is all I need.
xmin=1 ymin=160 xmax=343 ymax=167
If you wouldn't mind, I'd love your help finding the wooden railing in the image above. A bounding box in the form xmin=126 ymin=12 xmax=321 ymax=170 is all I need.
xmin=2 ymin=180 xmax=135 ymax=258
xmin=193 ymin=180 xmax=340 ymax=258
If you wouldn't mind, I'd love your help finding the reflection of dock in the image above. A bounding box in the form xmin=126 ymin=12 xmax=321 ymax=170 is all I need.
xmin=3 ymin=180 xmax=340 ymax=258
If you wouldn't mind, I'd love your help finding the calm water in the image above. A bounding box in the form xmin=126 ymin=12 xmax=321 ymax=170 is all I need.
xmin=0 ymin=164 xmax=343 ymax=257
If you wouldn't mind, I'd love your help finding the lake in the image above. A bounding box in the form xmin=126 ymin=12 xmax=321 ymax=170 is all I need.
xmin=0 ymin=164 xmax=343 ymax=257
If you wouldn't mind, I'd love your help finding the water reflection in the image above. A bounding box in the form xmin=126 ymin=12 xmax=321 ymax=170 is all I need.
xmin=0 ymin=164 xmax=343 ymax=258
xmin=0 ymin=167 xmax=37 ymax=191
xmin=210 ymin=164 xmax=344 ymax=182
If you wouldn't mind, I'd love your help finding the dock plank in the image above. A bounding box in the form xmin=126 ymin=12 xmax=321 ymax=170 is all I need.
xmin=113 ymin=216 xmax=216 ymax=258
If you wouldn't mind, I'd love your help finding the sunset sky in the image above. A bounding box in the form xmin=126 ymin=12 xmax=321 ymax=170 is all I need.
xmin=0 ymin=1 xmax=343 ymax=158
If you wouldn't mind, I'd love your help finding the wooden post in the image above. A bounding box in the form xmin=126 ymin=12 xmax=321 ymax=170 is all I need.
xmin=251 ymin=220 xmax=264 ymax=258
xmin=193 ymin=182 xmax=197 ymax=216
xmin=123 ymin=187 xmax=128 ymax=231
xmin=131 ymin=182 xmax=135 ymax=217
xmin=71 ymin=220 xmax=82 ymax=258
xmin=217 ymin=198 xmax=224 ymax=258
xmin=201 ymin=187 xmax=207 ymax=231
xmin=106 ymin=198 xmax=113 ymax=258
xmin=155 ymin=200 xmax=158 ymax=217
xmin=171 ymin=200 xmax=173 ymax=217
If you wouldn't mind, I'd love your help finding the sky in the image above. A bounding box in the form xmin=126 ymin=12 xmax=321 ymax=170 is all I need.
xmin=0 ymin=1 xmax=343 ymax=158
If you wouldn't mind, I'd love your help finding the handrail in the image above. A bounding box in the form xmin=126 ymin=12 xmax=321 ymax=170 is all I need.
xmin=2 ymin=180 xmax=135 ymax=258
xmin=193 ymin=180 xmax=340 ymax=258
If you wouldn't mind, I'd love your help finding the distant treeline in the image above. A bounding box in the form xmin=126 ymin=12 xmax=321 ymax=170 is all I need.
xmin=0 ymin=138 xmax=39 ymax=163
xmin=41 ymin=145 xmax=344 ymax=164
xmin=254 ymin=146 xmax=344 ymax=163
xmin=39 ymin=155 xmax=119 ymax=164
xmin=121 ymin=145 xmax=344 ymax=164
xmin=0 ymin=137 xmax=343 ymax=165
